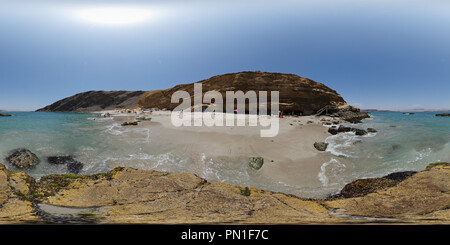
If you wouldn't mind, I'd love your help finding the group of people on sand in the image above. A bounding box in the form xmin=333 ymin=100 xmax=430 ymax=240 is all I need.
xmin=119 ymin=108 xmax=139 ymax=114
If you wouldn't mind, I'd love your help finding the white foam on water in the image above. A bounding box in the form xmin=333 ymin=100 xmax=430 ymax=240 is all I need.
xmin=322 ymin=124 xmax=340 ymax=128
xmin=325 ymin=132 xmax=358 ymax=158
xmin=199 ymin=153 xmax=221 ymax=181
xmin=364 ymin=132 xmax=377 ymax=137
xmin=104 ymin=122 xmax=123 ymax=135
xmin=88 ymin=117 xmax=113 ymax=122
xmin=4 ymin=111 xmax=449 ymax=200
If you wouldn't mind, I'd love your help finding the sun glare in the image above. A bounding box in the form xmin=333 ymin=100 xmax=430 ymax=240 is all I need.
xmin=78 ymin=7 xmax=153 ymax=25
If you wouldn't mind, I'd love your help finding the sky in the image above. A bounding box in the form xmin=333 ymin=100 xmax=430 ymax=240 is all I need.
xmin=0 ymin=0 xmax=449 ymax=111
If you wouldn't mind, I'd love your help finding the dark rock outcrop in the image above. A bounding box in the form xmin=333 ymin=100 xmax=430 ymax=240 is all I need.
xmin=248 ymin=157 xmax=264 ymax=170
xmin=6 ymin=149 xmax=40 ymax=169
xmin=330 ymin=171 xmax=417 ymax=199
xmin=67 ymin=161 xmax=84 ymax=174
xmin=328 ymin=126 xmax=367 ymax=136
xmin=436 ymin=113 xmax=450 ymax=117
xmin=0 ymin=114 xmax=11 ymax=117
xmin=47 ymin=156 xmax=84 ymax=174
xmin=36 ymin=91 xmax=145 ymax=112
xmin=121 ymin=121 xmax=139 ymax=126
xmin=0 ymin=163 xmax=449 ymax=224
xmin=138 ymin=71 xmax=350 ymax=115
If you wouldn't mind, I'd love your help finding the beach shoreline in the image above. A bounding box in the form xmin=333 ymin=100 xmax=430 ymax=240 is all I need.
xmin=94 ymin=110 xmax=336 ymax=197
xmin=2 ymin=111 xmax=450 ymax=224
xmin=0 ymin=161 xmax=448 ymax=224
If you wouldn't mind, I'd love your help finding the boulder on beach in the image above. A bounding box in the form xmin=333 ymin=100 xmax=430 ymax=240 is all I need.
xmin=314 ymin=142 xmax=328 ymax=151
xmin=436 ymin=113 xmax=450 ymax=117
xmin=138 ymin=71 xmax=352 ymax=115
xmin=353 ymin=129 xmax=367 ymax=136
xmin=367 ymin=128 xmax=377 ymax=133
xmin=248 ymin=157 xmax=264 ymax=170
xmin=67 ymin=161 xmax=84 ymax=174
xmin=47 ymin=156 xmax=84 ymax=174
xmin=328 ymin=127 xmax=338 ymax=135
xmin=36 ymin=90 xmax=146 ymax=112
xmin=6 ymin=149 xmax=40 ymax=169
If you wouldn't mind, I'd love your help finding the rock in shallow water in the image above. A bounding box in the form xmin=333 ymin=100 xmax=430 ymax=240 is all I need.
xmin=6 ymin=149 xmax=40 ymax=169
xmin=138 ymin=71 xmax=350 ymax=115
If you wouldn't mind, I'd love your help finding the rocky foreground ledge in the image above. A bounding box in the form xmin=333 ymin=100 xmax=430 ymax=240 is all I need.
xmin=0 ymin=162 xmax=449 ymax=224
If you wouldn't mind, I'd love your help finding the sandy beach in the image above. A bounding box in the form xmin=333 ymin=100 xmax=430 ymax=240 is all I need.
xmin=98 ymin=110 xmax=334 ymax=193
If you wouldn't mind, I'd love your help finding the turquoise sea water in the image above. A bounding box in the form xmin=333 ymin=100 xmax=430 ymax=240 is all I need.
xmin=0 ymin=111 xmax=449 ymax=198
xmin=0 ymin=112 xmax=172 ymax=179
xmin=319 ymin=111 xmax=450 ymax=196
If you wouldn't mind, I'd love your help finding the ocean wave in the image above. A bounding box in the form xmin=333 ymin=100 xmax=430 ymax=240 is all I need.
xmin=87 ymin=117 xmax=113 ymax=122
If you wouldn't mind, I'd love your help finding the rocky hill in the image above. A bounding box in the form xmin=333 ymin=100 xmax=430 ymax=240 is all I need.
xmin=138 ymin=71 xmax=353 ymax=115
xmin=36 ymin=91 xmax=145 ymax=112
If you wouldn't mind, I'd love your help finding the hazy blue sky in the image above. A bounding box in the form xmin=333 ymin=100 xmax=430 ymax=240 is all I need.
xmin=1 ymin=0 xmax=449 ymax=111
